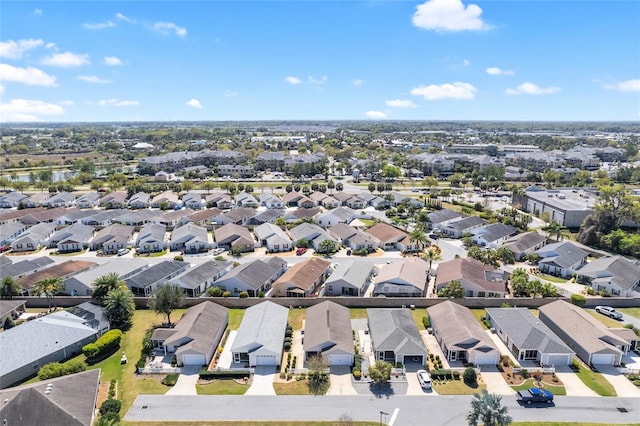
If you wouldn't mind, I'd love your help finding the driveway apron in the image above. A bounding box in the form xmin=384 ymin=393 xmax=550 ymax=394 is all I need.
xmin=481 ymin=365 xmax=515 ymax=396
xmin=246 ymin=366 xmax=276 ymax=395
xmin=165 ymin=366 xmax=200 ymax=395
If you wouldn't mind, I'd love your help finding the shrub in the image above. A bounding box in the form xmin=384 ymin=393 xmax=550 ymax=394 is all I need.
xmin=38 ymin=359 xmax=87 ymax=380
xmin=97 ymin=411 xmax=119 ymax=426
xmin=285 ymin=328 xmax=293 ymax=338
xmin=395 ymin=362 xmax=403 ymax=368
xmin=222 ymin=291 xmax=231 ymax=298
xmin=83 ymin=329 xmax=122 ymax=360
xmin=136 ymin=328 xmax=155 ymax=371
xmin=173 ymin=255 xmax=184 ymax=261
xmin=99 ymin=398 xmax=122 ymax=416
xmin=520 ymin=369 xmax=530 ymax=379
xmin=108 ymin=379 xmax=116 ymax=399
xmin=239 ymin=291 xmax=249 ymax=298
xmin=162 ymin=373 xmax=179 ymax=386
xmin=463 ymin=367 xmax=477 ymax=384
xmin=422 ymin=316 xmax=430 ymax=329
xmin=571 ymin=293 xmax=586 ymax=307
xmin=258 ymin=291 xmax=265 ymax=298
xmin=207 ymin=286 xmax=223 ymax=297
xmin=199 ymin=369 xmax=251 ymax=379
xmin=283 ymin=341 xmax=292 ymax=351
xmin=353 ymin=370 xmax=361 ymax=380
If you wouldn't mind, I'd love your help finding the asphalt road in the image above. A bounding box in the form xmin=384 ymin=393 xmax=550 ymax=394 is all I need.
xmin=124 ymin=394 xmax=640 ymax=425
xmin=585 ymin=308 xmax=640 ymax=330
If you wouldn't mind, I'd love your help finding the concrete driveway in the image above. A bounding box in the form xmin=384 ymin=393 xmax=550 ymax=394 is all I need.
xmin=245 ymin=366 xmax=276 ymax=395
xmin=598 ymin=365 xmax=640 ymax=397
xmin=554 ymin=366 xmax=597 ymax=397
xmin=405 ymin=369 xmax=438 ymax=396
xmin=481 ymin=365 xmax=515 ymax=396
xmin=165 ymin=366 xmax=200 ymax=395
xmin=327 ymin=366 xmax=357 ymax=395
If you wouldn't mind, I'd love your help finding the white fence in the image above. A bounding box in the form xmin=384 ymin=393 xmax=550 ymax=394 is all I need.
xmin=138 ymin=366 xmax=182 ymax=374
xmin=512 ymin=367 xmax=555 ymax=374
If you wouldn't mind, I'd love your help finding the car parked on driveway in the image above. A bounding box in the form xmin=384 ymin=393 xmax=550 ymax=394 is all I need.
xmin=296 ymin=247 xmax=307 ymax=256
xmin=517 ymin=388 xmax=553 ymax=405
xmin=417 ymin=370 xmax=432 ymax=390
xmin=595 ymin=306 xmax=623 ymax=320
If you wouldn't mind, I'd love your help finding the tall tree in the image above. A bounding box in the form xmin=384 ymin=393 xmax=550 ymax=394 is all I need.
xmin=1 ymin=276 xmax=22 ymax=300
xmin=318 ymin=239 xmax=337 ymax=255
xmin=409 ymin=229 xmax=429 ymax=253
xmin=148 ymin=284 xmax=186 ymax=326
xmin=92 ymin=272 xmax=125 ymax=304
xmin=34 ymin=277 xmax=63 ymax=309
xmin=422 ymin=245 xmax=442 ymax=270
xmin=104 ymin=286 xmax=136 ymax=328
xmin=544 ymin=221 xmax=568 ymax=242
xmin=368 ymin=360 xmax=392 ymax=385
xmin=466 ymin=390 xmax=512 ymax=426
xmin=438 ymin=280 xmax=464 ymax=298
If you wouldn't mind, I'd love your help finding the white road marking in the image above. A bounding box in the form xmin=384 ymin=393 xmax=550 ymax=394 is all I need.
xmin=388 ymin=408 xmax=400 ymax=426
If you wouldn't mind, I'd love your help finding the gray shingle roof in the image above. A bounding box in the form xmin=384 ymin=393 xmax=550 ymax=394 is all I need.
xmin=367 ymin=308 xmax=427 ymax=356
xmin=486 ymin=308 xmax=573 ymax=355
xmin=164 ymin=301 xmax=229 ymax=357
xmin=325 ymin=261 xmax=374 ymax=291
xmin=2 ymin=256 xmax=55 ymax=278
xmin=428 ymin=208 xmax=461 ymax=224
xmin=215 ymin=257 xmax=286 ymax=290
xmin=536 ymin=241 xmax=588 ymax=269
xmin=172 ymin=260 xmax=232 ymax=289
xmin=474 ymin=222 xmax=516 ymax=243
xmin=125 ymin=260 xmax=188 ymax=289
xmin=304 ymin=301 xmax=354 ymax=356
xmin=447 ymin=216 xmax=485 ymax=231
xmin=577 ymin=255 xmax=640 ymax=291
xmin=503 ymin=231 xmax=547 ymax=254
xmin=0 ymin=369 xmax=100 ymax=426
xmin=231 ymin=301 xmax=288 ymax=355
xmin=0 ymin=314 xmax=98 ymax=378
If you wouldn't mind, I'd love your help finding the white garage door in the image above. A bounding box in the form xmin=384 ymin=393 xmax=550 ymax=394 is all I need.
xmin=591 ymin=353 xmax=615 ymax=365
xmin=473 ymin=353 xmax=498 ymax=365
xmin=329 ymin=355 xmax=353 ymax=366
xmin=255 ymin=355 xmax=277 ymax=366
xmin=182 ymin=354 xmax=205 ymax=366
xmin=546 ymin=355 xmax=571 ymax=366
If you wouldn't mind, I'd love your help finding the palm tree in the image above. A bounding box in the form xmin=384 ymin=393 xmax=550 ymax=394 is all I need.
xmin=422 ymin=245 xmax=442 ymax=270
xmin=34 ymin=277 xmax=63 ymax=310
xmin=92 ymin=272 xmax=125 ymax=304
xmin=104 ymin=286 xmax=136 ymax=328
xmin=544 ymin=221 xmax=568 ymax=242
xmin=527 ymin=280 xmax=543 ymax=298
xmin=409 ymin=229 xmax=429 ymax=253
xmin=1 ymin=276 xmax=22 ymax=300
xmin=467 ymin=390 xmax=512 ymax=426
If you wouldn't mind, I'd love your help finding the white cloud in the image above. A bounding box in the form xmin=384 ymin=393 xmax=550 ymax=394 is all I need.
xmin=411 ymin=82 xmax=477 ymax=100
xmin=604 ymin=79 xmax=640 ymax=92
xmin=0 ymin=84 xmax=4 ymax=94
xmin=463 ymin=59 xmax=471 ymax=67
xmin=153 ymin=21 xmax=187 ymax=37
xmin=0 ymin=64 xmax=57 ymax=86
xmin=285 ymin=76 xmax=301 ymax=85
xmin=505 ymin=82 xmax=560 ymax=95
xmin=308 ymin=75 xmax=327 ymax=85
xmin=365 ymin=110 xmax=387 ymax=119
xmin=45 ymin=42 xmax=56 ymax=50
xmin=353 ymin=79 xmax=364 ymax=87
xmin=83 ymin=21 xmax=115 ymax=30
xmin=58 ymin=100 xmax=74 ymax=106
xmin=115 ymin=12 xmax=133 ymax=23
xmin=223 ymin=90 xmax=238 ymax=97
xmin=98 ymin=98 xmax=139 ymax=107
xmin=41 ymin=52 xmax=90 ymax=67
xmin=33 ymin=8 xmax=43 ymax=15
xmin=385 ymin=99 xmax=418 ymax=108
xmin=0 ymin=38 xmax=44 ymax=59
xmin=486 ymin=67 xmax=515 ymax=76
xmin=78 ymin=75 xmax=110 ymax=84
xmin=412 ymin=0 xmax=491 ymax=32
xmin=103 ymin=56 xmax=123 ymax=66
xmin=186 ymin=98 xmax=203 ymax=108
xmin=0 ymin=99 xmax=64 ymax=122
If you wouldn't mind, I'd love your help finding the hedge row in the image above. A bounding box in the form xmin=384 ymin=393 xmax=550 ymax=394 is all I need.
xmin=38 ymin=359 xmax=86 ymax=380
xmin=430 ymin=369 xmax=461 ymax=380
xmin=199 ymin=369 xmax=251 ymax=379
xmin=82 ymin=329 xmax=123 ymax=360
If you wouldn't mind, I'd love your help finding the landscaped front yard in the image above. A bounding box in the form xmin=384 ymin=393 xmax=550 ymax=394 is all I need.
xmin=273 ymin=375 xmax=329 ymax=395
xmin=511 ymin=378 xmax=566 ymax=395
xmin=572 ymin=360 xmax=617 ymax=397
xmin=432 ymin=379 xmax=486 ymax=395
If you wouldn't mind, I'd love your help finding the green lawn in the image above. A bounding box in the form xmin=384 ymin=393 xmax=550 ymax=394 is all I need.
xmin=470 ymin=309 xmax=488 ymax=329
xmin=227 ymin=309 xmax=245 ymax=330
xmin=432 ymin=380 xmax=486 ymax=395
xmin=586 ymin=310 xmax=624 ymax=328
xmin=536 ymin=273 xmax=568 ymax=284
xmin=349 ymin=308 xmax=368 ymax=319
xmin=573 ymin=361 xmax=617 ymax=396
xmin=287 ymin=308 xmax=306 ymax=330
xmin=273 ymin=380 xmax=314 ymax=395
xmin=359 ymin=219 xmax=376 ymax=226
xmin=510 ymin=378 xmax=566 ymax=395
xmin=620 ymin=308 xmax=640 ymax=319
xmin=410 ymin=309 xmax=427 ymax=331
xmin=196 ymin=380 xmax=248 ymax=395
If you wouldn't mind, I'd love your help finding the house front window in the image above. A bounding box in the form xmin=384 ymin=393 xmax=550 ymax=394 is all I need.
xmin=523 ymin=350 xmax=537 ymax=360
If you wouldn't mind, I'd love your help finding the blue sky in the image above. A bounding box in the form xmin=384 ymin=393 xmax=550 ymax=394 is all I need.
xmin=1 ymin=0 xmax=639 ymax=122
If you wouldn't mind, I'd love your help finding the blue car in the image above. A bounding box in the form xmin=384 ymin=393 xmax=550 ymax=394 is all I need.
xmin=517 ymin=388 xmax=553 ymax=404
